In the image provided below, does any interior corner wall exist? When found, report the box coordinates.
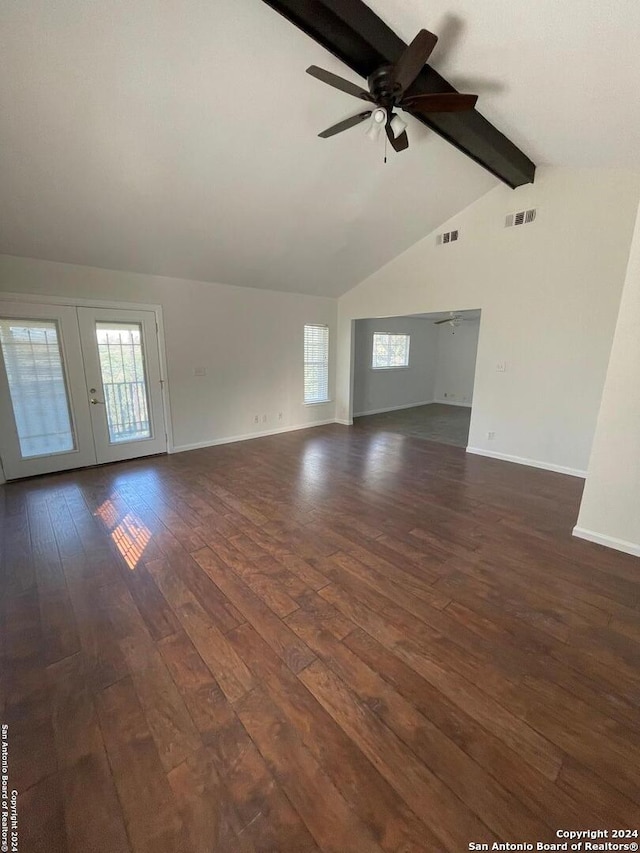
[337,167,640,476]
[352,317,438,416]
[574,198,640,557]
[0,255,338,454]
[433,319,480,406]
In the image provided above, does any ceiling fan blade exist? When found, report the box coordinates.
[385,121,409,152]
[433,318,452,325]
[318,111,372,138]
[402,93,478,113]
[306,66,373,101]
[394,29,438,94]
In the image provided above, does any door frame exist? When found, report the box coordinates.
[0,293,175,467]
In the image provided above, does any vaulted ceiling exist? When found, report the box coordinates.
[1,1,638,296]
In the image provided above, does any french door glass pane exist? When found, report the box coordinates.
[0,318,76,458]
[96,322,152,443]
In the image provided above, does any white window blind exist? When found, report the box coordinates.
[372,332,410,369]
[304,324,329,404]
[0,318,76,458]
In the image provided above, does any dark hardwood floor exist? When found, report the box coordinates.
[1,424,639,852]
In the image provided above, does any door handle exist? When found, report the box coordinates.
[90,397,104,405]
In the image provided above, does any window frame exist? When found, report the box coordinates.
[303,323,330,405]
[371,331,411,370]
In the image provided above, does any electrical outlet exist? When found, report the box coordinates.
[262,414,267,423]
[496,361,507,373]
[253,415,259,424]
[278,412,283,421]
[487,431,496,440]
[443,392,448,398]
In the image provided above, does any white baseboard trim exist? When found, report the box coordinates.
[335,418,353,426]
[353,399,435,418]
[572,526,640,558]
[466,446,587,478]
[171,419,338,453]
[433,398,472,408]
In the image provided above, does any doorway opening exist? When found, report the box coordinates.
[351,309,481,447]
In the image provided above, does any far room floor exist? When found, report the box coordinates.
[354,402,472,447]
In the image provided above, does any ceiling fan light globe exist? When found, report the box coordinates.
[372,108,387,124]
[390,114,407,139]
[366,123,381,142]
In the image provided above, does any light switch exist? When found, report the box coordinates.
[496,361,507,372]
[194,367,206,376]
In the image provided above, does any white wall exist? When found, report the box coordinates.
[337,167,640,476]
[0,255,337,456]
[433,319,480,406]
[352,317,438,416]
[574,200,640,556]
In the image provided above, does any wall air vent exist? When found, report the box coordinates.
[505,208,537,228]
[436,229,459,245]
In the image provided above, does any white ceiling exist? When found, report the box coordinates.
[1,1,639,297]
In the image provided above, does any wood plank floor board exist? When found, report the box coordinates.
[46,490,86,560]
[1,587,58,792]
[298,659,496,852]
[145,555,254,703]
[191,545,317,674]
[555,757,640,827]
[318,557,526,705]
[18,773,68,853]
[326,548,451,613]
[118,630,203,772]
[235,687,385,853]
[63,574,129,693]
[342,627,601,831]
[158,631,320,851]
[286,610,546,842]
[431,567,640,733]
[48,652,131,853]
[224,551,303,618]
[29,491,80,665]
[227,620,455,853]
[2,425,639,851]
[318,582,564,781]
[167,747,258,853]
[35,556,81,665]
[94,676,191,853]
[118,559,181,641]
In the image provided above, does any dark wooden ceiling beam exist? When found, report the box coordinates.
[261,0,535,188]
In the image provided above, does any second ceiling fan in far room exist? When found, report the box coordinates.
[306,28,478,153]
[433,312,475,330]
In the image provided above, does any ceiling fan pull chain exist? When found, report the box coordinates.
[384,132,388,164]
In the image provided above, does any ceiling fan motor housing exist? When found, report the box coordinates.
[367,65,400,106]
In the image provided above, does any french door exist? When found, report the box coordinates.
[0,301,167,480]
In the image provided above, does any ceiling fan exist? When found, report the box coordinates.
[433,312,474,326]
[306,28,478,153]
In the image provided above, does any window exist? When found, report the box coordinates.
[0,318,76,458]
[96,322,151,443]
[304,324,329,404]
[372,332,410,369]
